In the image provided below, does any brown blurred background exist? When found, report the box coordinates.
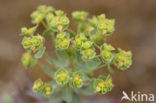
[0,0,156,103]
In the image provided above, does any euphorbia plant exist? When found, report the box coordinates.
[20,5,132,103]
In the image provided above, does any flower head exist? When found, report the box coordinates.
[100,43,115,63]
[55,32,70,49]
[21,26,37,36]
[43,84,53,97]
[32,79,44,93]
[54,68,70,86]
[81,48,96,59]
[93,75,114,94]
[114,49,132,70]
[72,11,88,22]
[70,71,84,88]
[22,35,44,52]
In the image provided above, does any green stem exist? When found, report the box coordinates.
[96,64,106,70]
[41,21,48,29]
[93,43,100,49]
[44,52,58,70]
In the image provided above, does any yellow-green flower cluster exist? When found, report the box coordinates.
[55,32,70,49]
[32,79,53,97]
[32,79,44,93]
[22,35,44,52]
[81,41,96,59]
[114,49,132,70]
[69,71,84,88]
[31,5,55,24]
[47,10,69,32]
[21,26,37,36]
[54,68,70,86]
[74,33,96,59]
[42,84,53,97]
[100,43,115,63]
[97,14,115,36]
[74,33,87,48]
[21,52,36,68]
[20,5,133,99]
[72,11,88,22]
[93,75,114,94]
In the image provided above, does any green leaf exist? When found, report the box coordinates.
[72,92,83,103]
[107,63,114,73]
[48,81,58,89]
[47,97,62,103]
[78,88,94,95]
[34,47,46,59]
[39,64,54,78]
[45,52,69,68]
[56,49,69,60]
[52,59,69,68]
[62,86,72,103]
[75,56,101,72]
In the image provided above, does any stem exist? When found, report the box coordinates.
[93,43,100,49]
[41,21,48,29]
[44,52,58,70]
[96,64,106,70]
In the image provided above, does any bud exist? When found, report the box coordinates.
[72,11,88,22]
[70,71,84,88]
[54,68,70,86]
[42,84,53,97]
[32,79,44,93]
[21,52,32,68]
[114,49,132,70]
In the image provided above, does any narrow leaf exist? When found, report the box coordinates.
[45,52,68,68]
[76,57,101,72]
[107,64,114,73]
[72,92,83,103]
[62,86,72,103]
[34,47,46,59]
[39,64,54,78]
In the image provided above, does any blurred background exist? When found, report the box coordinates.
[0,0,156,103]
